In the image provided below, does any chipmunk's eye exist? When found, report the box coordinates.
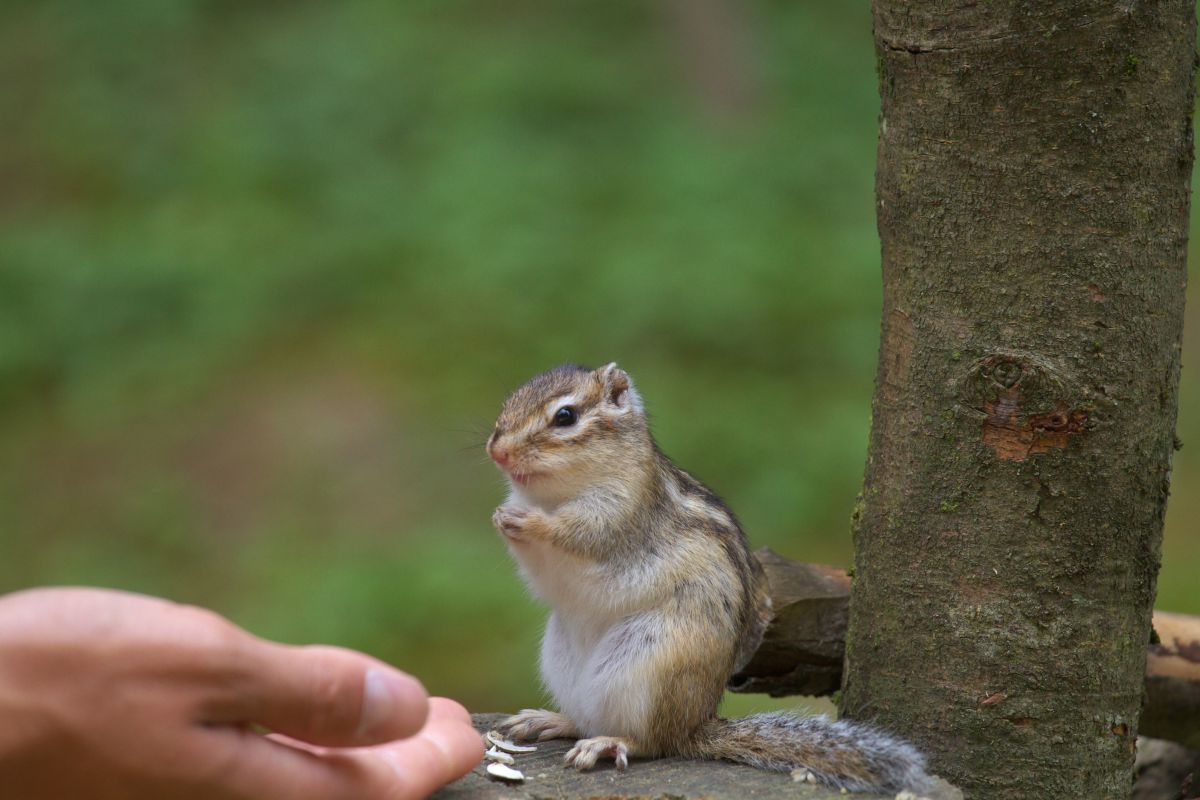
[552,406,577,427]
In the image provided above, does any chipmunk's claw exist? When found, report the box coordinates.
[564,737,630,771]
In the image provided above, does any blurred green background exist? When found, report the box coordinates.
[1,1,1196,716]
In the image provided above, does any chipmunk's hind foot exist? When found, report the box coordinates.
[564,736,637,770]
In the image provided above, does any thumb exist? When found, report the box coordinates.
[220,641,431,747]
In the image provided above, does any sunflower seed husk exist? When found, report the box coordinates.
[485,730,538,753]
[484,747,515,765]
[486,762,525,782]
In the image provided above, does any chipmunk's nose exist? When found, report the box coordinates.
[489,444,511,467]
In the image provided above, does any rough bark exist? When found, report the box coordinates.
[841,3,1195,799]
[729,552,1200,751]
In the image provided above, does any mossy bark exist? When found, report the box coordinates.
[840,3,1195,799]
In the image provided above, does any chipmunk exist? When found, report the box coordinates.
[486,363,932,794]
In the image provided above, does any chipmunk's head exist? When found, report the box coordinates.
[488,363,649,502]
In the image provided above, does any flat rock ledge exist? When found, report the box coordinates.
[432,714,962,800]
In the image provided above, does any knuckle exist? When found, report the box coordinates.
[298,649,359,737]
[177,603,245,647]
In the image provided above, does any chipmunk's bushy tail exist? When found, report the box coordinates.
[691,712,933,794]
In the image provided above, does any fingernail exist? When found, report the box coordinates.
[359,668,426,740]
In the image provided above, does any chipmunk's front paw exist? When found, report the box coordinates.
[498,708,578,742]
[564,736,632,771]
[492,505,539,541]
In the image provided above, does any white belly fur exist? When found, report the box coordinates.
[505,522,728,739]
[540,609,663,738]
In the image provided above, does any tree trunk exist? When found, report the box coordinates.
[840,3,1195,799]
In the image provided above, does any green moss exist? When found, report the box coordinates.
[849,494,866,524]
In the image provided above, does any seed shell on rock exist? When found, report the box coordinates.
[486,762,525,782]
[485,730,538,753]
[484,747,515,765]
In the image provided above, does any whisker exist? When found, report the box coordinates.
[446,422,494,454]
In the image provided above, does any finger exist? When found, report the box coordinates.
[217,642,429,746]
[267,702,479,767]
[220,719,483,800]
[368,717,486,799]
[209,728,371,800]
[426,696,472,726]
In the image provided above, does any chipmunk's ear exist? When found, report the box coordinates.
[597,362,643,414]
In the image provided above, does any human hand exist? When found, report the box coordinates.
[0,587,484,799]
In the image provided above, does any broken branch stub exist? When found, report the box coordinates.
[957,352,1090,462]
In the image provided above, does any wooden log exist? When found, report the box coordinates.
[727,550,849,696]
[433,714,963,800]
[731,550,1200,751]
[1143,612,1200,752]
[1133,738,1200,800]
